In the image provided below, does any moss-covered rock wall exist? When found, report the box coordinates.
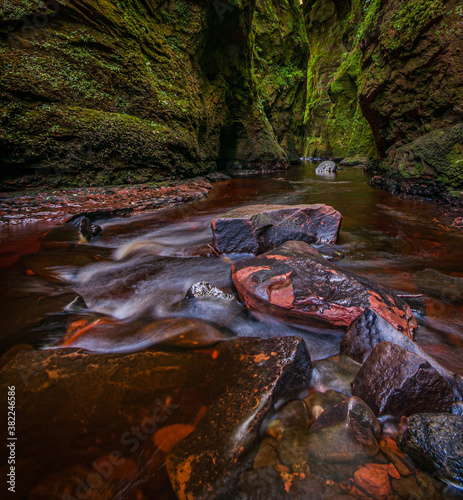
[358,0,463,193]
[0,0,307,190]
[302,0,376,161]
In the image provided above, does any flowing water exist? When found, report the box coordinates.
[2,162,462,375]
[2,161,463,499]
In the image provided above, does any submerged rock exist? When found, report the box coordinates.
[58,316,228,352]
[306,396,380,463]
[398,414,463,488]
[310,356,362,396]
[231,241,417,334]
[166,336,312,500]
[315,161,337,174]
[211,204,342,254]
[352,342,454,417]
[414,268,463,304]
[304,390,346,420]
[341,308,463,399]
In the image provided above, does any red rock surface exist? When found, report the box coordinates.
[0,177,213,227]
[231,241,417,335]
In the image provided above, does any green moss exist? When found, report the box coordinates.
[303,0,375,159]
[380,124,463,189]
[378,0,443,52]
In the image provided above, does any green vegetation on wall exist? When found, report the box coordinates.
[302,0,376,160]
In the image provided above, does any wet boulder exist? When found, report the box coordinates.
[312,243,344,262]
[185,281,236,301]
[398,414,463,488]
[231,241,417,335]
[306,396,381,463]
[211,204,342,254]
[166,336,312,500]
[352,342,454,417]
[173,281,244,327]
[0,336,311,499]
[341,308,463,400]
[67,215,102,241]
[315,161,336,174]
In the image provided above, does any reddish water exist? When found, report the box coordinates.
[1,162,462,373]
[2,162,463,499]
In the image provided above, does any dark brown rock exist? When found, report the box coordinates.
[68,215,102,242]
[231,241,417,334]
[0,337,311,499]
[352,342,454,417]
[398,414,463,488]
[211,204,342,254]
[341,308,463,400]
[306,396,380,463]
[166,336,312,500]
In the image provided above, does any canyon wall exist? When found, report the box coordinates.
[0,0,307,190]
[1,0,462,198]
[358,0,463,196]
[302,0,375,161]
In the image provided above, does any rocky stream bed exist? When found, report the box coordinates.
[0,164,463,499]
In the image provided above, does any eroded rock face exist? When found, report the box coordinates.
[352,342,454,417]
[212,204,342,254]
[0,336,311,499]
[341,308,463,400]
[231,241,417,334]
[398,414,463,488]
[166,336,312,499]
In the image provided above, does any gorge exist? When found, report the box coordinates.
[1,1,463,499]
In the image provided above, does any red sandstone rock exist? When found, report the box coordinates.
[231,241,417,335]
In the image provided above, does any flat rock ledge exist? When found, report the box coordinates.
[0,176,220,227]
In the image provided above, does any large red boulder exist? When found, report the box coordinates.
[211,204,341,254]
[231,241,417,336]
